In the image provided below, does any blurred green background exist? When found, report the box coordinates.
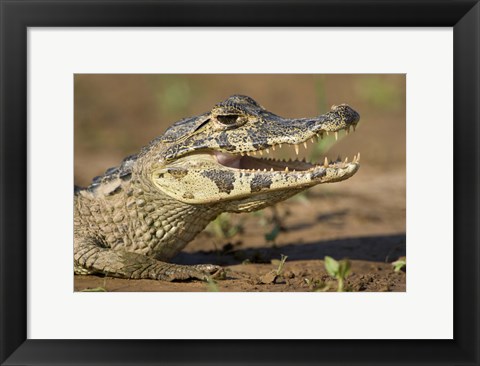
[74,74,405,186]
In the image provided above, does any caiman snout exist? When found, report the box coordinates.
[304,104,360,133]
[331,104,360,124]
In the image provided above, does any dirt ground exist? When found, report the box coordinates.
[74,74,406,292]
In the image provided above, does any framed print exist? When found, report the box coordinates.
[1,1,479,365]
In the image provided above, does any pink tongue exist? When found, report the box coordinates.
[214,152,241,168]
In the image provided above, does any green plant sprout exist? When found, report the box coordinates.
[324,256,351,292]
[304,278,330,292]
[392,257,406,272]
[272,254,288,276]
[264,224,281,244]
[80,276,108,292]
[251,210,268,226]
[261,254,289,284]
[205,276,221,292]
[205,213,243,239]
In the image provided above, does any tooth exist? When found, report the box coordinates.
[344,157,348,164]
[324,157,329,167]
[279,144,282,148]
[246,152,251,156]
[293,169,296,172]
[357,152,361,162]
[270,168,274,172]
[335,131,338,141]
[326,131,329,136]
[310,138,315,144]
[304,142,308,149]
[285,167,289,172]
[259,150,263,156]
[266,148,270,154]
[252,151,256,156]
[294,144,299,155]
[264,168,267,172]
[353,154,357,163]
[272,145,276,151]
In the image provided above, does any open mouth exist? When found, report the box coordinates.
[213,124,360,174]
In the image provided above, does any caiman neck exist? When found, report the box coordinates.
[75,174,221,261]
[120,174,221,260]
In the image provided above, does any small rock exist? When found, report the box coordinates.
[260,270,277,284]
[292,269,307,277]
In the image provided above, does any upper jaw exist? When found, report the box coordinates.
[211,103,361,173]
[164,103,360,163]
[244,104,360,152]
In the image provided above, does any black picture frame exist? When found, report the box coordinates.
[1,1,479,365]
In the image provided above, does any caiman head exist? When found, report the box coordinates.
[141,95,360,212]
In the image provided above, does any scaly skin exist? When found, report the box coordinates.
[74,95,360,281]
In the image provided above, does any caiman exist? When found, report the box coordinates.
[74,95,360,281]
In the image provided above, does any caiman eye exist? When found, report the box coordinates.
[216,115,240,125]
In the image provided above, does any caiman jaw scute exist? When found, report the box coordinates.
[152,95,360,209]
